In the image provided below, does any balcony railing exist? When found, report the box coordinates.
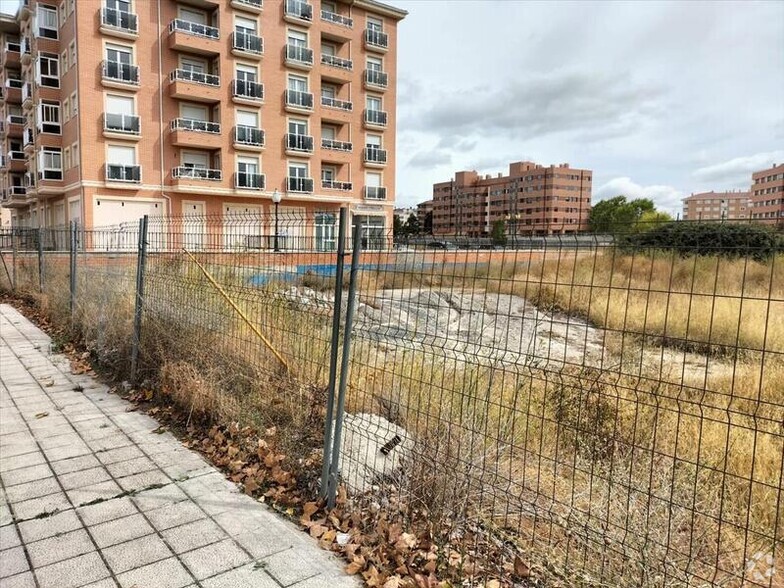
[284,0,312,22]
[171,118,221,133]
[364,147,387,164]
[365,69,388,88]
[8,150,25,160]
[232,79,264,101]
[170,69,220,86]
[104,113,141,135]
[364,109,388,127]
[235,172,265,190]
[287,176,314,193]
[106,164,141,183]
[285,89,314,110]
[8,186,27,196]
[322,138,352,152]
[172,167,222,181]
[103,60,140,84]
[232,30,263,54]
[234,125,265,147]
[321,96,352,111]
[321,54,352,70]
[364,186,387,200]
[233,0,262,8]
[285,133,314,153]
[322,179,352,191]
[285,44,314,66]
[320,9,352,27]
[169,19,219,39]
[22,83,33,102]
[101,7,138,33]
[364,28,388,49]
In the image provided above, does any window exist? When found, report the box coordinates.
[179,6,207,24]
[68,0,74,14]
[236,109,259,127]
[182,151,209,169]
[236,156,262,189]
[287,29,307,48]
[288,74,308,93]
[107,0,131,11]
[367,56,382,72]
[36,5,59,39]
[323,1,337,13]
[322,125,336,140]
[107,44,133,66]
[38,147,63,180]
[367,16,383,32]
[321,42,336,56]
[107,145,138,181]
[38,101,61,134]
[72,142,79,167]
[366,134,381,148]
[70,92,78,116]
[236,63,257,82]
[58,2,65,26]
[288,162,311,192]
[181,56,207,73]
[321,165,336,182]
[37,53,60,88]
[63,98,70,122]
[289,118,307,136]
[61,50,68,74]
[321,84,336,100]
[235,15,257,34]
[106,94,138,133]
[63,146,71,170]
[69,41,76,67]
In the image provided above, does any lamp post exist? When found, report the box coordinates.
[272,188,282,252]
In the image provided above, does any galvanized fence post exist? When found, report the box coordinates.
[11,229,17,291]
[320,207,348,499]
[69,220,77,317]
[37,227,44,293]
[130,215,149,385]
[326,219,362,509]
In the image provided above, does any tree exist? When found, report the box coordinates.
[491,219,507,246]
[423,211,433,235]
[635,209,673,233]
[403,213,420,236]
[589,196,661,234]
[393,214,405,239]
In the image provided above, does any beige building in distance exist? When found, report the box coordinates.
[0,0,405,247]
[682,190,751,222]
[750,163,784,224]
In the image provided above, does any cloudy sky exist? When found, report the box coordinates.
[2,0,781,213]
[392,0,784,213]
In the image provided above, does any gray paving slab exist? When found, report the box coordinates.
[0,303,358,588]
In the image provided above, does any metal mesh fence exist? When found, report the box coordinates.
[0,215,781,587]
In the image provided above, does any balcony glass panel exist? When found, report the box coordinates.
[233,31,263,54]
[106,164,141,182]
[321,54,352,70]
[365,69,388,87]
[233,79,264,100]
[287,176,314,192]
[103,61,140,84]
[171,69,220,86]
[364,109,388,126]
[169,19,219,39]
[364,28,388,48]
[286,134,314,152]
[235,125,265,146]
[284,0,312,21]
[104,113,140,134]
[173,167,222,180]
[365,186,386,200]
[171,118,221,133]
[236,172,265,189]
[320,9,352,27]
[101,7,138,33]
[285,44,314,65]
[286,90,313,109]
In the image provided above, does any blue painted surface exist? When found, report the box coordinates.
[246,262,440,286]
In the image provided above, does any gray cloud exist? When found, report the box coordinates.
[594,177,683,214]
[693,150,784,185]
[407,149,453,170]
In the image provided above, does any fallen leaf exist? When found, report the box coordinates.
[514,555,531,577]
[383,575,402,588]
[34,412,49,419]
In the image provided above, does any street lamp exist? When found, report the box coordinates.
[272,189,282,252]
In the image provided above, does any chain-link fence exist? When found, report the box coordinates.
[1,215,781,587]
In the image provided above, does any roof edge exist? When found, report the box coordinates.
[351,0,408,20]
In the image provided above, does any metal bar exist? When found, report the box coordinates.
[130,215,149,384]
[69,220,77,317]
[37,227,44,293]
[326,219,362,509]
[11,230,17,291]
[320,207,348,499]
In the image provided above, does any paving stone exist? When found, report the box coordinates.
[45,442,93,463]
[35,551,110,588]
[116,557,194,588]
[146,501,206,532]
[95,445,144,465]
[0,571,36,588]
[105,456,157,479]
[116,469,171,493]
[77,496,137,526]
[0,452,46,474]
[162,518,228,554]
[50,454,101,476]
[91,513,155,548]
[11,492,71,521]
[66,480,122,507]
[0,464,54,488]
[0,547,28,578]
[132,484,189,512]
[291,573,361,588]
[59,466,113,491]
[0,525,21,550]
[27,528,94,568]
[4,478,61,504]
[180,538,252,580]
[103,534,173,574]
[201,562,279,588]
[17,509,82,543]
[262,546,336,587]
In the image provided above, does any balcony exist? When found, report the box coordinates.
[5,79,22,103]
[172,167,222,181]
[287,176,314,193]
[7,150,27,173]
[321,96,353,112]
[285,134,314,155]
[6,115,24,137]
[322,138,352,152]
[364,147,387,167]
[364,29,389,52]
[234,125,265,151]
[284,44,313,70]
[20,38,31,64]
[170,69,221,103]
[232,79,264,105]
[363,109,388,130]
[321,54,352,71]
[170,118,222,149]
[231,31,264,58]
[3,41,21,68]
[322,179,352,191]
[284,89,313,114]
[283,0,312,25]
[320,9,352,28]
[103,113,141,139]
[364,186,387,200]
[106,164,141,184]
[231,0,263,13]
[102,60,140,90]
[168,19,220,56]
[100,7,139,39]
[2,186,28,208]
[235,172,266,190]
[23,128,34,153]
[321,54,352,82]
[364,69,388,90]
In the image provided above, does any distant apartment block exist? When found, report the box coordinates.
[750,163,784,223]
[0,0,405,245]
[682,190,751,221]
[393,205,415,223]
[416,198,432,230]
[431,161,592,237]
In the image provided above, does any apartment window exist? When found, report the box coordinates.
[38,147,63,180]
[71,91,78,116]
[236,156,262,189]
[58,2,66,26]
[107,0,131,11]
[179,6,207,24]
[181,56,207,73]
[37,53,60,88]
[107,144,139,182]
[288,162,311,192]
[288,29,307,48]
[72,142,79,166]
[366,134,381,149]
[289,118,308,137]
[63,146,71,170]
[36,5,59,39]
[321,165,336,183]
[236,109,259,128]
[367,56,382,72]
[236,63,257,82]
[288,74,308,93]
[69,41,76,67]
[367,95,382,112]
[367,16,383,32]
[106,94,139,133]
[61,50,68,74]
[63,98,70,122]
[182,151,209,169]
[38,101,61,134]
[322,125,336,141]
[235,15,257,34]
[322,84,336,100]
[322,42,336,57]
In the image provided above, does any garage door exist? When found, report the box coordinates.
[92,198,165,251]
[223,204,262,249]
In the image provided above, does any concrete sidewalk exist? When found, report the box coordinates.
[0,304,356,588]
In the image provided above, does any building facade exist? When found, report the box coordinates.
[431,161,592,237]
[682,190,751,222]
[0,0,405,245]
[750,163,784,224]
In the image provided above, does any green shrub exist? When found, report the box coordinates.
[620,221,783,261]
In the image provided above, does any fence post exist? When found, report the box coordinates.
[130,215,149,385]
[69,220,77,317]
[37,227,44,293]
[326,219,362,509]
[11,229,17,291]
[320,207,348,499]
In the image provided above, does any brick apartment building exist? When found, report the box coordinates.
[0,0,405,246]
[431,161,592,237]
[682,190,752,221]
[750,163,784,223]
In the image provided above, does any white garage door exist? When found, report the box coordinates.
[92,198,164,251]
[223,204,262,249]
